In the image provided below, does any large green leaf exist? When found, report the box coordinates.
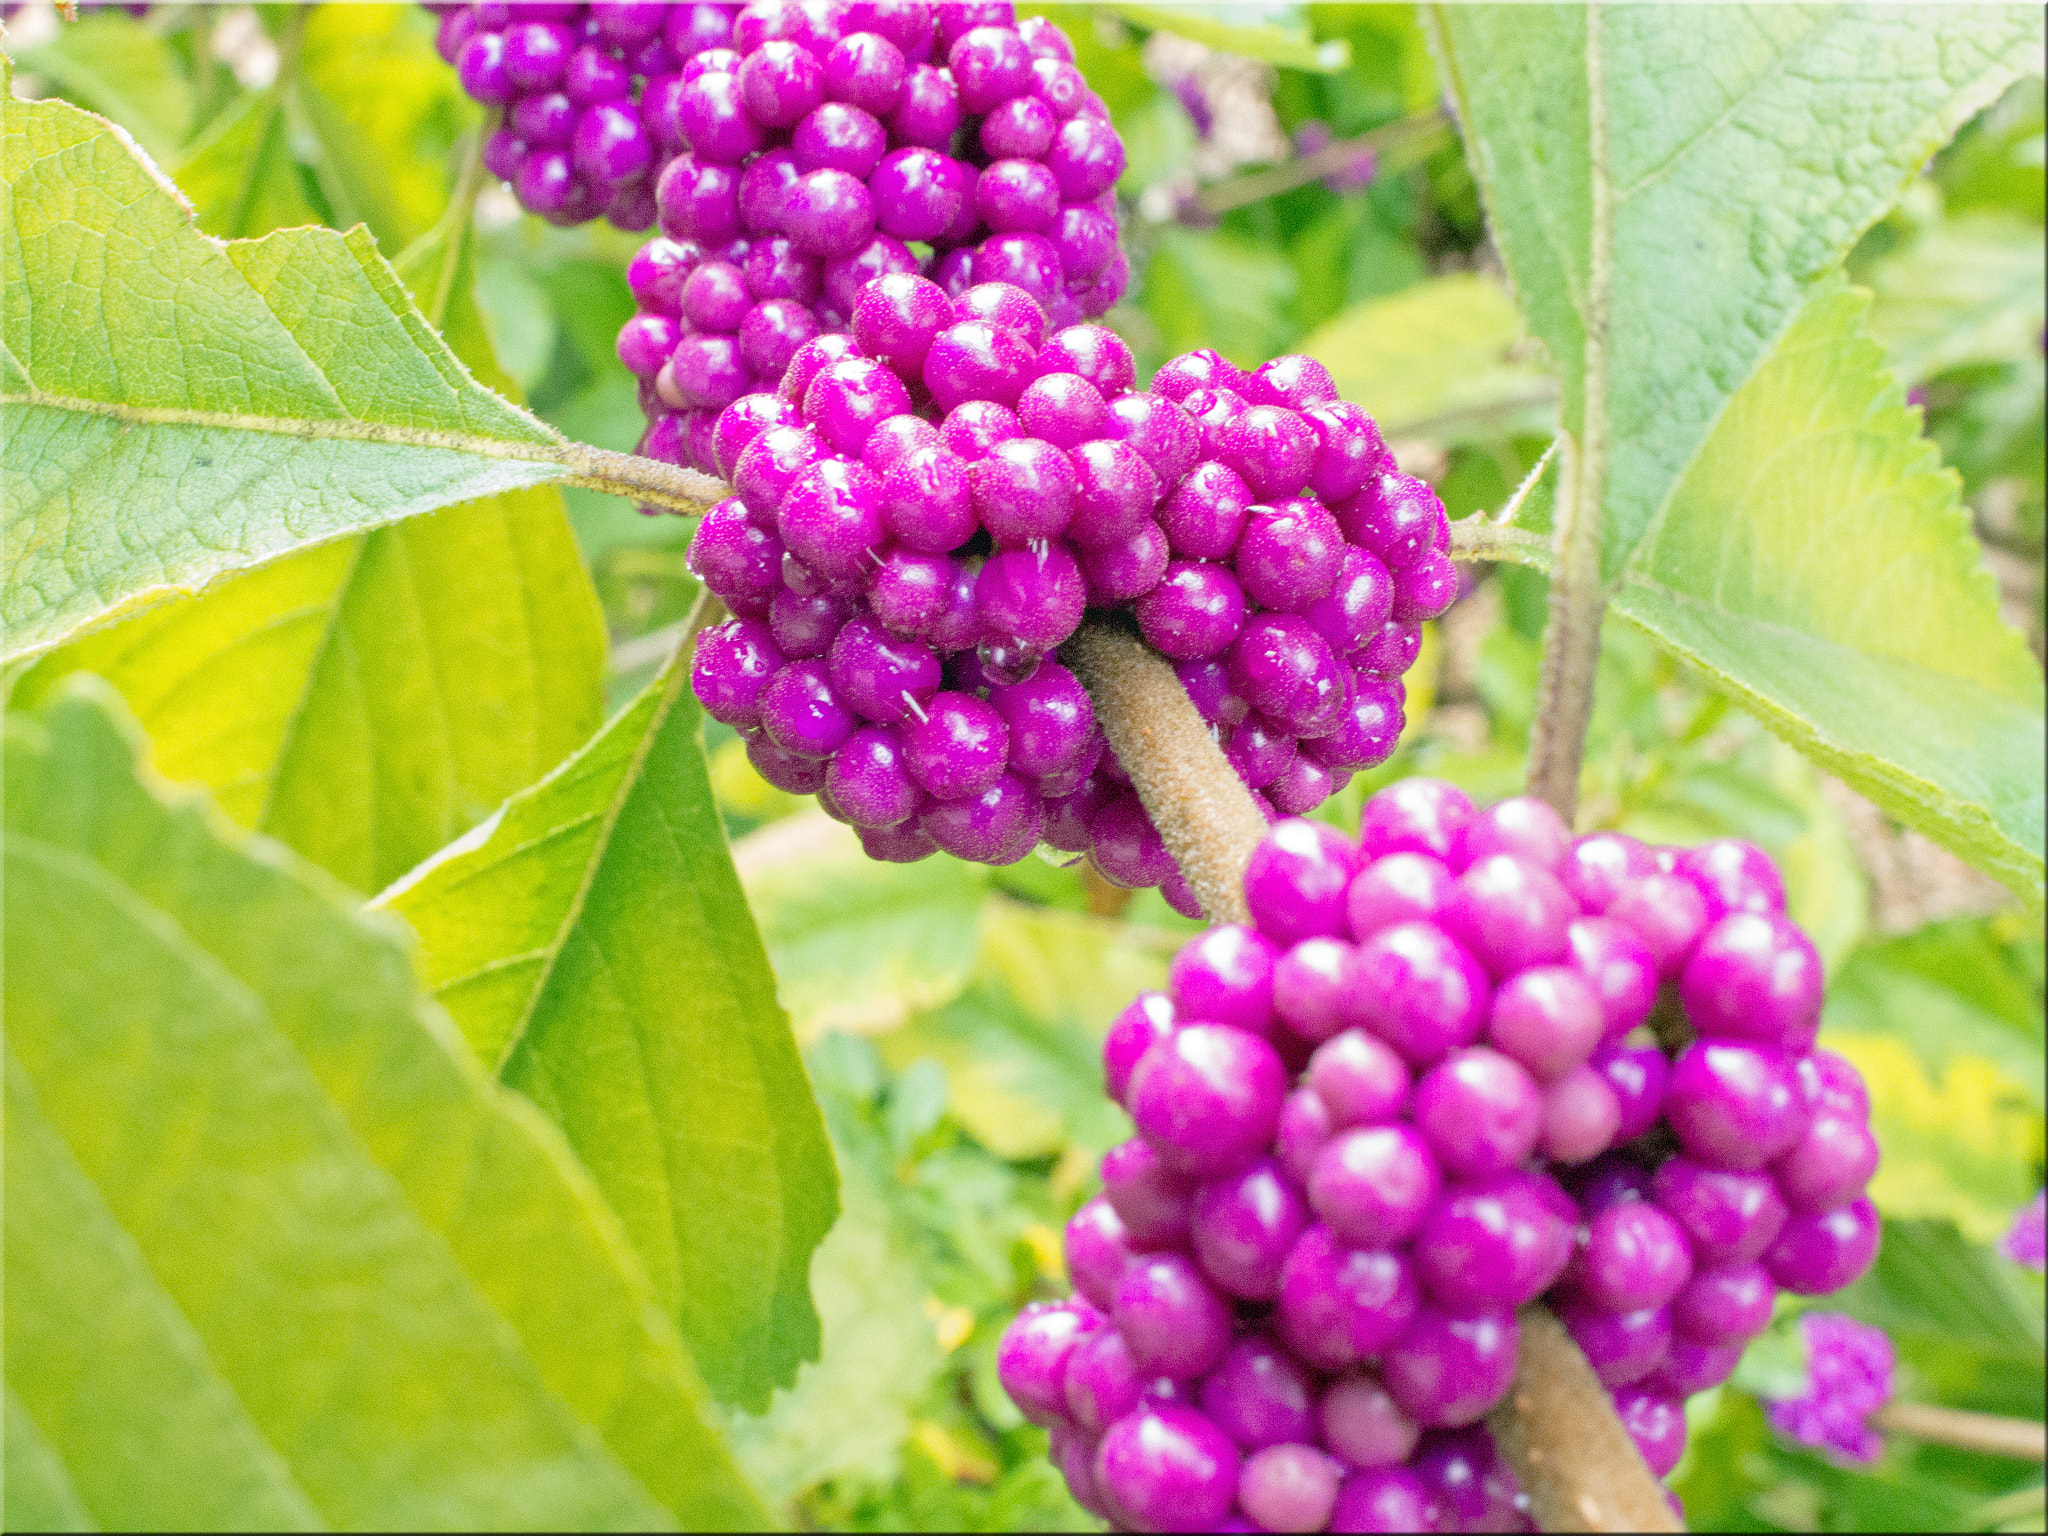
[0,76,620,662]
[1430,3,2041,570]
[735,810,991,1043]
[1431,7,2047,902]
[1608,288,2045,903]
[18,102,610,896]
[1299,271,1556,442]
[13,490,606,893]
[3,683,764,1531]
[375,642,837,1412]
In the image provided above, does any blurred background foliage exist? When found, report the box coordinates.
[8,2,2042,1529]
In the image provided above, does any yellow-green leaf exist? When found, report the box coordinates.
[376,648,838,1411]
[3,683,765,1531]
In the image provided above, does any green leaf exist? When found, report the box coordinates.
[1,75,608,663]
[13,488,607,893]
[1432,7,2046,897]
[1607,288,2046,906]
[3,683,764,1531]
[375,646,837,1412]
[296,3,470,253]
[1430,3,2042,572]
[734,810,991,1043]
[15,15,193,161]
[1864,210,2048,385]
[724,1167,946,1509]
[879,903,1164,1161]
[1106,4,1351,73]
[17,114,611,897]
[1299,271,1556,442]
[1820,921,2043,1243]
[1835,1219,2046,1364]
[172,83,325,240]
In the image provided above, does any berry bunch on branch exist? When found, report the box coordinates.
[686,304,1449,896]
[437,5,1893,1528]
[996,628,1881,1531]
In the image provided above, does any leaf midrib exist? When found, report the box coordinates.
[7,829,666,1521]
[5,1041,328,1533]
[489,645,694,1078]
[0,389,570,461]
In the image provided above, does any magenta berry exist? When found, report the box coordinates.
[998,783,1878,1524]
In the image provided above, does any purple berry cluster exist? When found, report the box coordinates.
[997,781,1882,1532]
[685,271,1450,898]
[613,0,1129,462]
[433,1,722,229]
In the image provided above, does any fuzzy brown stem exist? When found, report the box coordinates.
[1873,1402,2047,1461]
[1489,1310,1685,1532]
[557,444,729,516]
[1065,621,1683,1531]
[1062,624,1268,924]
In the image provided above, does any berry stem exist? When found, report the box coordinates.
[554,444,729,516]
[1489,1309,1685,1531]
[1525,2,1615,825]
[1449,518,1552,569]
[1872,1402,2048,1462]
[1066,618,1684,1531]
[1063,623,1269,925]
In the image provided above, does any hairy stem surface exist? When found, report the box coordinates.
[1062,624,1268,924]
[1525,2,1614,824]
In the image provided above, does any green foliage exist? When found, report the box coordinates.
[1607,287,2046,906]
[1432,5,2041,563]
[7,2,2047,1530]
[1433,6,2048,906]
[378,647,837,1412]
[1,71,586,662]
[14,493,605,892]
[4,684,763,1531]
[736,811,992,1041]
[1106,5,1350,74]
[1300,271,1555,442]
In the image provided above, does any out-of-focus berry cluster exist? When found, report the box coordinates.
[686,269,1451,899]
[997,782,1881,1531]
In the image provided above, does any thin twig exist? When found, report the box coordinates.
[1063,620,1683,1531]
[1195,109,1450,216]
[1875,1402,2047,1462]
[426,127,490,332]
[1449,519,1551,568]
